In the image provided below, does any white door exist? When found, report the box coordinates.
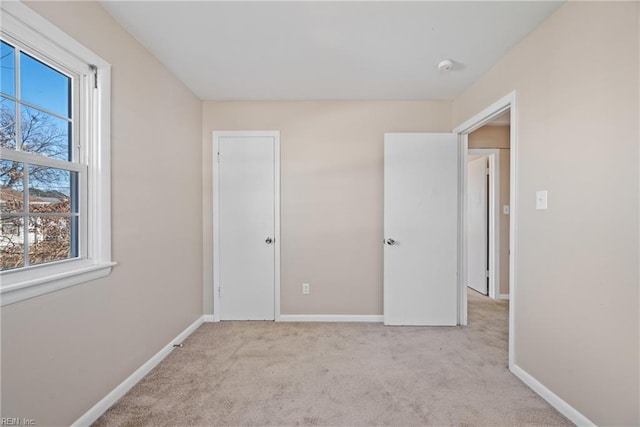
[215,132,278,320]
[383,133,458,326]
[467,156,488,295]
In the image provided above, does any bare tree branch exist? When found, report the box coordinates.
[1,103,73,270]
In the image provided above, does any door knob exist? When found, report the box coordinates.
[386,238,396,245]
[265,237,273,244]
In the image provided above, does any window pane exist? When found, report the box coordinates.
[20,104,71,160]
[0,160,24,212]
[0,96,16,149]
[1,216,24,270]
[20,51,70,118]
[1,41,16,97]
[28,165,76,213]
[28,215,72,265]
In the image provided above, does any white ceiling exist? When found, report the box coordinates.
[101,1,563,101]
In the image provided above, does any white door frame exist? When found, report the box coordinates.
[467,149,501,300]
[454,91,517,370]
[212,130,281,322]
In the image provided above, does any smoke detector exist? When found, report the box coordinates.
[437,59,454,72]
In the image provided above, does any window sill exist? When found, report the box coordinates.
[1,262,117,306]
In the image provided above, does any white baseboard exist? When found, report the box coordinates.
[511,364,595,426]
[203,314,216,322]
[278,314,383,322]
[72,316,205,427]
[498,293,510,300]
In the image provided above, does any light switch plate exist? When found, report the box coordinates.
[536,190,548,210]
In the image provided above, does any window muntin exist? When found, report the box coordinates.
[0,38,81,272]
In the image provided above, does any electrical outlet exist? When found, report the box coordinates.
[302,283,310,295]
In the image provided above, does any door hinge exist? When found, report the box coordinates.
[217,152,220,163]
[486,167,490,175]
[486,270,490,278]
[89,64,98,89]
[218,286,222,297]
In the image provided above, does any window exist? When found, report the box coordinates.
[0,2,113,306]
[1,41,80,271]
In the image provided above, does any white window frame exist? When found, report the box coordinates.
[0,1,114,306]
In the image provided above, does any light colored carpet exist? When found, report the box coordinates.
[94,291,571,426]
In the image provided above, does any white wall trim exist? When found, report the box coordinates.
[273,137,281,321]
[212,133,221,322]
[1,263,115,306]
[71,316,204,427]
[278,314,383,323]
[511,364,595,426]
[457,133,469,326]
[498,293,510,300]
[203,314,216,322]
[454,92,514,135]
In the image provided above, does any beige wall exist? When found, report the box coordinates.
[468,126,510,295]
[0,2,203,425]
[468,125,510,149]
[202,101,451,315]
[454,2,639,425]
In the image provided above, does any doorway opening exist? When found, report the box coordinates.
[455,91,517,369]
[467,146,509,299]
[466,152,489,297]
[467,150,495,298]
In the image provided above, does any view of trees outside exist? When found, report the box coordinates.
[1,40,76,271]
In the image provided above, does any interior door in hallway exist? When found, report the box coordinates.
[216,133,278,320]
[383,133,458,326]
[467,156,488,295]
